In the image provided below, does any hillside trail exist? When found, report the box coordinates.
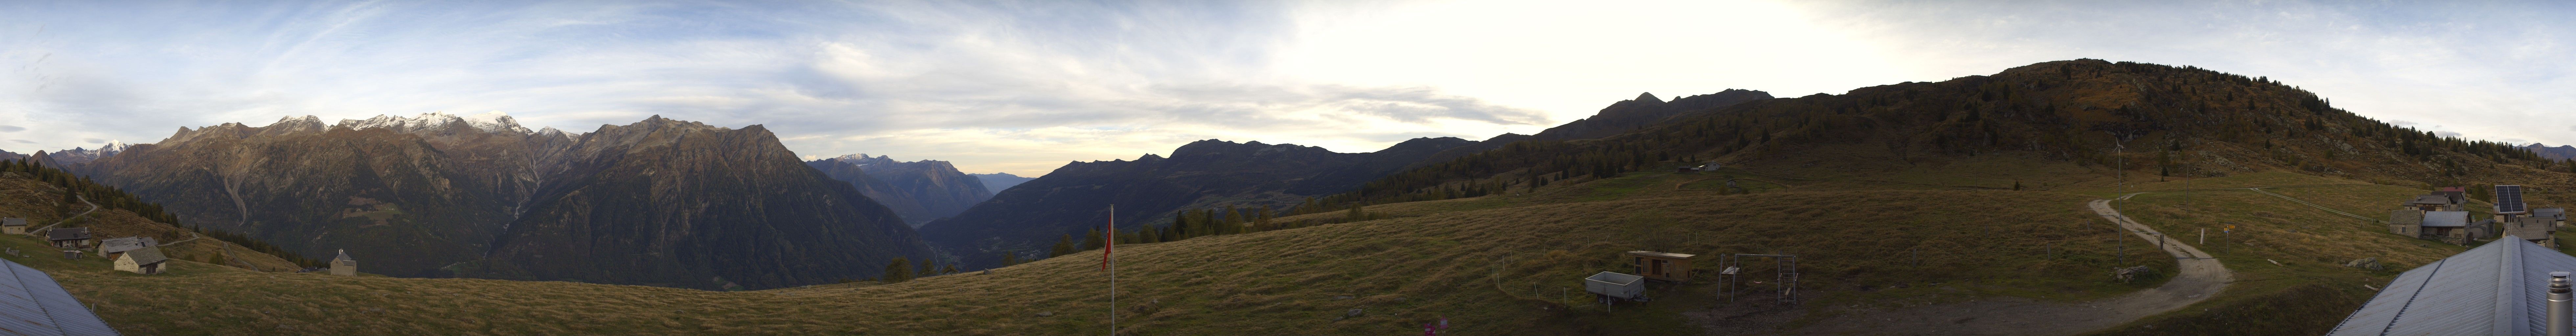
[1782,193,2233,336]
[22,194,97,237]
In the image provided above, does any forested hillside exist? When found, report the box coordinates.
[1300,59,2574,212]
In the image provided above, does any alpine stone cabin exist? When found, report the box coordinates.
[331,249,356,276]
[114,245,168,275]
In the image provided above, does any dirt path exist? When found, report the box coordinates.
[1783,193,2232,336]
[24,194,97,237]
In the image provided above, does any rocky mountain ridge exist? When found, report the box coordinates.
[59,113,931,289]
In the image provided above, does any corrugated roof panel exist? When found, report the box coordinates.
[11,262,116,336]
[2327,258,2446,336]
[0,261,62,336]
[2518,238,2576,335]
[2332,238,2576,336]
[2381,240,2507,335]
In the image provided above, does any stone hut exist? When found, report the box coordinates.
[330,249,356,276]
[45,228,90,249]
[113,246,167,275]
[2405,195,2460,212]
[2390,210,2426,238]
[0,218,24,235]
[2507,217,2558,247]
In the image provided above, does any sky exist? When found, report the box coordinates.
[1,0,2571,176]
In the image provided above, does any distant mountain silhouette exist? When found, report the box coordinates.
[968,172,1036,193]
[807,154,993,226]
[919,137,1475,269]
[2525,143,2576,161]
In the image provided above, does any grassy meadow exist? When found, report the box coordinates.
[3,155,2531,335]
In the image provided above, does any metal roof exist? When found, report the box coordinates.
[2537,208,2567,221]
[2423,211,2472,227]
[1625,251,1696,259]
[1585,272,1642,285]
[334,249,353,262]
[42,229,84,242]
[0,219,20,227]
[96,238,144,255]
[0,256,120,336]
[2329,236,2576,336]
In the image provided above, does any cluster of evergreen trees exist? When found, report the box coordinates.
[0,158,321,267]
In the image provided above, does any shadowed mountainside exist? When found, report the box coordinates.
[919,137,1476,269]
[64,114,931,289]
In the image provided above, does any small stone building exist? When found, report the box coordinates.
[330,249,356,276]
[2506,217,2558,247]
[113,246,167,275]
[2405,195,2460,212]
[0,218,24,235]
[2424,211,2476,244]
[2390,210,2426,237]
[2434,187,2468,204]
[45,228,90,249]
[2536,208,2567,227]
[1626,251,1696,283]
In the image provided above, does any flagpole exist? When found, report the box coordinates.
[1109,203,1116,336]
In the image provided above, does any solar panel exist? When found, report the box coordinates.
[2496,185,2527,214]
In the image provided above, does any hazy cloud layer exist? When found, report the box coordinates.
[0,1,1551,174]
[2,0,2571,174]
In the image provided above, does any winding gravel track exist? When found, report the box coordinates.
[1787,193,2233,336]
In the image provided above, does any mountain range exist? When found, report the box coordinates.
[2525,143,2576,161]
[806,155,992,226]
[45,112,931,289]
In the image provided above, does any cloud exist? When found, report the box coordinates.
[0,126,20,132]
[8,140,30,143]
[2437,131,2464,138]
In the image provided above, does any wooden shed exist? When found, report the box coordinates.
[1626,251,1696,283]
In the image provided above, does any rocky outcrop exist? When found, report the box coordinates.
[918,137,1476,269]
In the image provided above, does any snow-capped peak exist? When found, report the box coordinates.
[48,140,132,164]
[334,111,533,135]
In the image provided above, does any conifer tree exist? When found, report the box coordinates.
[882,257,913,283]
[1050,234,1075,258]
[1081,229,1103,250]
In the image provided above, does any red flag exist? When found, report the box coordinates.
[1101,205,1114,270]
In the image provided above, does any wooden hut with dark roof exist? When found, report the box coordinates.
[45,228,91,249]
